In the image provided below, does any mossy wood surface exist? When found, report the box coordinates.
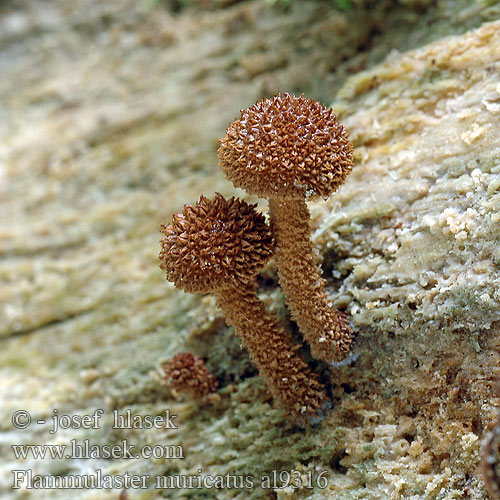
[1,1,500,499]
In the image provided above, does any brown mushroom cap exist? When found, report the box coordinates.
[162,352,219,398]
[159,193,274,293]
[218,93,354,200]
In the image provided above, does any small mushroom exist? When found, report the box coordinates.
[162,352,219,400]
[159,193,325,420]
[218,94,354,363]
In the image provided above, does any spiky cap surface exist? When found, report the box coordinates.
[162,352,218,399]
[218,93,354,200]
[159,193,274,293]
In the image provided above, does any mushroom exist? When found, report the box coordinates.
[218,94,354,363]
[162,352,219,399]
[159,193,326,420]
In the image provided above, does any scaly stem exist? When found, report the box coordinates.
[215,283,325,421]
[269,197,353,363]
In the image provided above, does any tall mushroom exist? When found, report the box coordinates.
[218,94,354,363]
[159,193,326,420]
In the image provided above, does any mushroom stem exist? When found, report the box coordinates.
[214,282,325,419]
[269,197,352,363]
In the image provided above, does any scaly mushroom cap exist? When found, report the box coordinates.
[159,193,274,293]
[218,93,354,200]
[162,352,219,399]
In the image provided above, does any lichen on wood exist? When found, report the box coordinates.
[1,1,500,498]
